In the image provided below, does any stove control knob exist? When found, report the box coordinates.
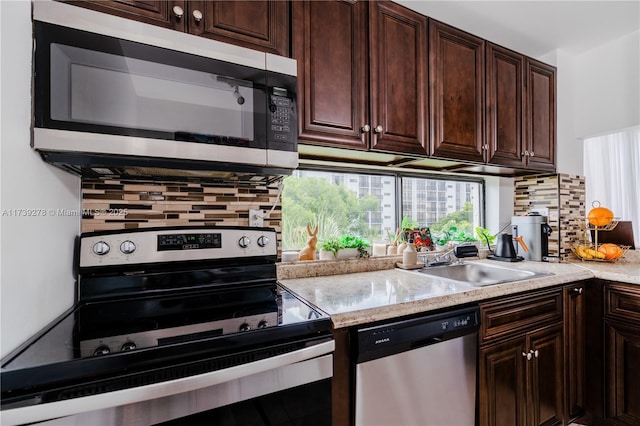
[257,236,270,247]
[93,345,111,356]
[119,240,136,255]
[92,241,110,256]
[239,323,251,332]
[238,236,251,248]
[258,320,269,329]
[120,341,136,352]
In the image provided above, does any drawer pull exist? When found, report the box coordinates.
[172,5,184,18]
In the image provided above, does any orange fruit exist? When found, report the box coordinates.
[587,206,614,227]
[597,243,623,260]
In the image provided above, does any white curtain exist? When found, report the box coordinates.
[584,126,640,247]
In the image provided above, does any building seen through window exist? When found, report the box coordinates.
[281,169,483,251]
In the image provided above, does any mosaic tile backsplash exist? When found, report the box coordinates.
[81,178,283,243]
[514,173,585,260]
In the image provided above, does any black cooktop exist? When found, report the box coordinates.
[0,285,330,408]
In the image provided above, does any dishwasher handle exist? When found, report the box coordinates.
[355,306,480,363]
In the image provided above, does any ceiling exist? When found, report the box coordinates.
[396,1,640,58]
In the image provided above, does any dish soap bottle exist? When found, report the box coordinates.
[403,239,417,267]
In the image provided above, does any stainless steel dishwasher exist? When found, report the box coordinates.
[354,305,480,426]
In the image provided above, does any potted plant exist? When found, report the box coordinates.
[319,235,371,260]
[319,237,343,260]
[339,235,371,258]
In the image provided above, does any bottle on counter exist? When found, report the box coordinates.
[403,240,417,266]
[397,241,407,255]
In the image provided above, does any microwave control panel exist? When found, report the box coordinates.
[268,92,295,144]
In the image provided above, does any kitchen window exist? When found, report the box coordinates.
[281,169,484,251]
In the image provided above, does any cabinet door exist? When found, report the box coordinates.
[369,1,428,155]
[486,43,525,167]
[189,1,289,56]
[528,324,564,426]
[525,59,556,171]
[60,0,186,30]
[605,320,640,425]
[292,0,369,149]
[564,285,586,421]
[429,19,484,162]
[479,337,528,426]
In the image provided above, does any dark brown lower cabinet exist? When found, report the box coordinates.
[564,284,586,421]
[604,320,640,424]
[479,324,564,426]
[479,288,565,426]
[528,324,564,426]
[603,282,640,425]
[479,336,527,426]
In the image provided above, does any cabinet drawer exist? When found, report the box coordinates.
[480,288,563,344]
[605,283,640,324]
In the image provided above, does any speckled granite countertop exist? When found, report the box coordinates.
[278,254,640,329]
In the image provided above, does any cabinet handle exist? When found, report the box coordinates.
[522,351,532,360]
[530,151,535,157]
[361,124,371,133]
[522,150,530,157]
[573,287,583,294]
[172,5,184,18]
[193,9,203,22]
[374,125,383,133]
[533,349,539,358]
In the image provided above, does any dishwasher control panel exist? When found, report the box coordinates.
[355,306,480,363]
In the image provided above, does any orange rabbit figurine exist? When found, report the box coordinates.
[298,224,318,261]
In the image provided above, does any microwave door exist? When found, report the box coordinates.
[35,22,269,167]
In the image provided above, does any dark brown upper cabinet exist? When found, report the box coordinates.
[525,58,556,171]
[190,1,289,56]
[485,43,557,171]
[292,0,369,149]
[293,0,428,156]
[369,1,428,155]
[429,19,485,163]
[60,0,289,56]
[486,43,525,167]
[60,1,187,30]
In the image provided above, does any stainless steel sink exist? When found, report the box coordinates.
[413,262,552,286]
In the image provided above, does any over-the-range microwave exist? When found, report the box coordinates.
[32,1,298,180]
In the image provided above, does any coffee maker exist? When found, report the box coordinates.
[511,214,553,261]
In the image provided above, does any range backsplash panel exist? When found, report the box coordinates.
[81,178,283,247]
[514,173,585,260]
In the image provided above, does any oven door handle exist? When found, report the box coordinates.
[0,340,335,426]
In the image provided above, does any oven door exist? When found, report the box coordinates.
[0,339,333,426]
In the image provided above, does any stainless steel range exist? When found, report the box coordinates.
[1,227,333,426]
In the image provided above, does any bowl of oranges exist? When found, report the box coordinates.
[572,243,627,262]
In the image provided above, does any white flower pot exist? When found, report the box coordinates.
[318,250,336,261]
[337,248,359,259]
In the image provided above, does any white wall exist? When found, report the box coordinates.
[1,1,81,358]
[573,30,640,139]
[538,49,584,176]
[484,176,514,235]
